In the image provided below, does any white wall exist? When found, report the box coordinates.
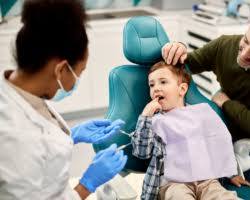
[3,0,203,17]
[152,0,202,10]
[0,8,185,115]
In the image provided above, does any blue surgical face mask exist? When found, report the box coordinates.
[51,64,79,102]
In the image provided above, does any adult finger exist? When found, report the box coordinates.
[99,143,117,157]
[104,124,120,134]
[161,43,171,61]
[93,149,105,161]
[113,150,124,163]
[90,132,105,143]
[114,155,128,172]
[180,54,187,64]
[242,180,250,187]
[167,44,179,65]
[93,119,111,126]
[94,128,119,144]
[93,144,116,161]
[172,46,184,65]
[104,120,124,133]
[230,178,242,187]
[111,119,125,127]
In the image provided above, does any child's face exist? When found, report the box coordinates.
[148,67,187,111]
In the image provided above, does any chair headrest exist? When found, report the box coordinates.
[123,16,169,66]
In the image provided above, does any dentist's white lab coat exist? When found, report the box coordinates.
[0,73,81,200]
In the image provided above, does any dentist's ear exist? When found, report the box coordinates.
[179,82,189,97]
[54,59,68,80]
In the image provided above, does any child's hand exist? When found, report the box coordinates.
[230,175,250,187]
[142,98,162,117]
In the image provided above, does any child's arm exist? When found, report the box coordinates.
[131,115,155,159]
[131,98,162,159]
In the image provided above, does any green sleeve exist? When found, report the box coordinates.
[222,100,250,137]
[186,36,223,74]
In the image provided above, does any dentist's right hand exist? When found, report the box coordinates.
[79,144,127,193]
[162,42,187,65]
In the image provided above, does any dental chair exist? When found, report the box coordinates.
[93,16,250,200]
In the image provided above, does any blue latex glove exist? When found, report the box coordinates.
[80,144,128,192]
[71,119,125,144]
[227,0,243,16]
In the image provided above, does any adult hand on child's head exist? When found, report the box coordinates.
[230,175,250,187]
[161,42,187,65]
[142,97,162,117]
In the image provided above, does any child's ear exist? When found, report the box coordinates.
[179,83,189,97]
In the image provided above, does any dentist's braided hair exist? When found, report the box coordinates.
[14,0,88,73]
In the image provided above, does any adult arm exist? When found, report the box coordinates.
[0,126,83,200]
[162,36,224,73]
[74,184,91,199]
[223,100,250,137]
[185,36,222,73]
[213,91,250,137]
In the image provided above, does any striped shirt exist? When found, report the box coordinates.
[132,115,166,200]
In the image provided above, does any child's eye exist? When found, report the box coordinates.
[161,80,167,84]
[149,83,154,88]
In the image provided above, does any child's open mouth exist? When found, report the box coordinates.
[158,96,164,100]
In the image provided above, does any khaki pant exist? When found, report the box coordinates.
[159,179,237,200]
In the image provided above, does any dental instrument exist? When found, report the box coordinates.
[117,142,132,152]
[120,130,133,137]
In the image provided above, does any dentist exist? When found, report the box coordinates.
[0,0,127,199]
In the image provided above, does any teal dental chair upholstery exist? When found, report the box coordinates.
[94,16,168,171]
[93,16,250,199]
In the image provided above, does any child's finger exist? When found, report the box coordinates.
[153,97,159,102]
[155,108,161,113]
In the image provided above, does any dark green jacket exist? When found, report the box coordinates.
[186,35,250,141]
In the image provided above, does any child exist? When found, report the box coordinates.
[132,61,239,200]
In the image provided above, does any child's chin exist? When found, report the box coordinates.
[163,106,176,112]
[162,106,170,112]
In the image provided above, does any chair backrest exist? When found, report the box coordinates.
[93,16,227,172]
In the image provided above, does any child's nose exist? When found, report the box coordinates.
[153,86,161,93]
[153,86,159,91]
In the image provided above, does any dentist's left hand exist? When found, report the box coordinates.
[80,144,127,192]
[71,119,125,144]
